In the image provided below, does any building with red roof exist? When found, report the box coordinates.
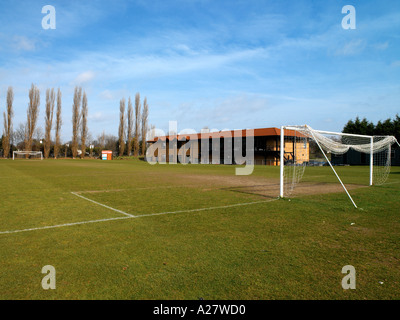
[147,127,309,166]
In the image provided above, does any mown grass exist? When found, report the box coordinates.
[0,159,399,299]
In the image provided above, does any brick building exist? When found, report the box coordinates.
[147,127,309,166]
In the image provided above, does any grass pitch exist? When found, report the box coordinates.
[0,158,399,299]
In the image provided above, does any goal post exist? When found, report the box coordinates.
[13,151,43,160]
[280,126,285,199]
[279,125,398,208]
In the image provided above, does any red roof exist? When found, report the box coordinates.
[147,127,300,142]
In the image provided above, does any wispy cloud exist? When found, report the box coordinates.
[335,39,366,56]
[99,90,114,100]
[12,35,36,51]
[73,71,96,85]
[89,111,108,122]
[391,61,400,68]
[374,42,389,51]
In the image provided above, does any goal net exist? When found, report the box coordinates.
[280,125,399,208]
[13,151,43,160]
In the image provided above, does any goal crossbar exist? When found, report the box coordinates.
[284,127,373,139]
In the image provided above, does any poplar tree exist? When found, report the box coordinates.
[80,91,88,159]
[118,98,126,156]
[25,84,40,153]
[141,97,149,156]
[2,87,14,158]
[72,86,82,158]
[54,88,62,158]
[127,97,133,156]
[44,88,55,159]
[134,93,141,157]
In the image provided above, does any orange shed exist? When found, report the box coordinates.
[101,150,112,160]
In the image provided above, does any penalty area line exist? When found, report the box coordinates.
[134,198,278,218]
[71,191,135,217]
[0,216,131,235]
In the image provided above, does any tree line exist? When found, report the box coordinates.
[1,84,150,159]
[117,93,150,157]
[342,115,400,141]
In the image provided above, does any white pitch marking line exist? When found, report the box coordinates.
[71,191,135,217]
[0,198,278,235]
[134,198,278,218]
[0,216,131,235]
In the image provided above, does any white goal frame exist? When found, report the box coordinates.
[280,125,400,208]
[13,151,43,160]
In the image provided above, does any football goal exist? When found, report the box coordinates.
[13,151,43,160]
[279,125,400,208]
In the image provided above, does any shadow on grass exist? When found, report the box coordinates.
[221,184,279,199]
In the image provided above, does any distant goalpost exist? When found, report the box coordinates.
[13,151,43,160]
[280,125,400,208]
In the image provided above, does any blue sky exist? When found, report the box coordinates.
[0,0,399,142]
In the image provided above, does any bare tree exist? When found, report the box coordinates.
[35,127,44,149]
[14,123,26,149]
[98,130,105,149]
[141,97,149,156]
[44,88,55,159]
[127,97,133,156]
[80,91,88,159]
[134,93,141,157]
[71,86,82,158]
[25,84,40,152]
[86,132,93,157]
[54,88,62,158]
[104,134,118,152]
[118,98,126,156]
[2,87,14,158]
[148,124,156,140]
